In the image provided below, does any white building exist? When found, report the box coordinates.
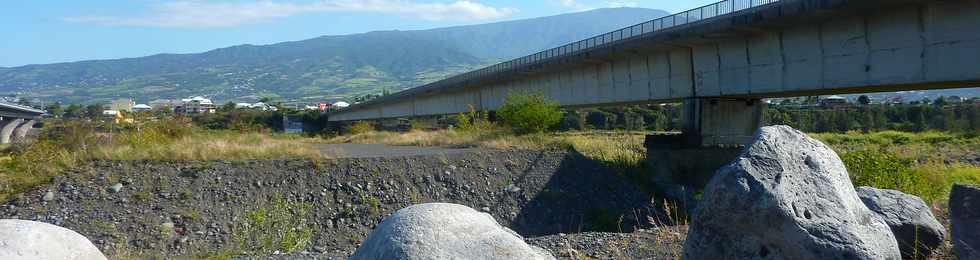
[820,95,849,109]
[175,96,216,115]
[132,104,152,112]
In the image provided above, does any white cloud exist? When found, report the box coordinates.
[62,0,517,28]
[550,0,640,11]
[554,0,588,10]
[604,1,639,8]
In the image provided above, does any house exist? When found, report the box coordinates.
[175,96,216,115]
[109,98,135,112]
[820,95,849,109]
[332,101,351,108]
[132,104,152,113]
[250,102,278,111]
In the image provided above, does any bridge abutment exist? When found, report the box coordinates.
[12,120,37,143]
[646,98,764,207]
[0,118,26,144]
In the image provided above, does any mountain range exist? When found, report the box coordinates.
[0,8,669,104]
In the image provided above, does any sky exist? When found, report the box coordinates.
[0,0,718,67]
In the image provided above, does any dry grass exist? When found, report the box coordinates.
[92,132,325,161]
[326,129,649,168]
[0,122,328,202]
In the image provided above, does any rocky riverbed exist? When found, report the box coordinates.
[1,149,674,258]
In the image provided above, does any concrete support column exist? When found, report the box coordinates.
[682,98,765,147]
[0,118,25,144]
[13,120,37,143]
[647,98,765,210]
[378,118,405,131]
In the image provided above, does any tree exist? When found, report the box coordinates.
[908,105,927,132]
[259,97,272,103]
[221,102,237,112]
[586,110,617,129]
[45,103,64,117]
[496,92,561,134]
[966,104,980,131]
[65,104,84,118]
[85,104,105,119]
[932,97,948,107]
[857,95,871,106]
[558,110,586,131]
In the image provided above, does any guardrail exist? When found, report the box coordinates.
[340,0,782,111]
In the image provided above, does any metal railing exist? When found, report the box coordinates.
[344,0,782,110]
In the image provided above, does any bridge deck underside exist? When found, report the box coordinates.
[330,0,980,121]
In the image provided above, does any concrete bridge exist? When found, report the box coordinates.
[328,0,979,194]
[330,0,980,143]
[0,102,44,144]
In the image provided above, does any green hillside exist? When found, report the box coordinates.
[0,8,668,104]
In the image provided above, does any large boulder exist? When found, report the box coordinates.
[350,203,554,260]
[856,186,946,259]
[951,183,980,259]
[0,219,107,260]
[683,126,901,259]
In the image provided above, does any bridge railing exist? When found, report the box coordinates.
[340,0,782,111]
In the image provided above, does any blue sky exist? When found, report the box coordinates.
[1,1,717,67]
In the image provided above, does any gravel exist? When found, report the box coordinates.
[527,227,687,260]
[0,149,667,258]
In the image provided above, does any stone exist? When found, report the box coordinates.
[0,219,107,260]
[505,184,521,193]
[108,183,123,193]
[683,126,901,259]
[350,203,554,260]
[951,184,980,259]
[42,191,55,202]
[857,186,946,259]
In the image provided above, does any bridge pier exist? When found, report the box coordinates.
[0,118,25,144]
[12,120,37,143]
[646,98,764,208]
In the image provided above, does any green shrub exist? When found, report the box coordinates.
[346,121,375,135]
[496,92,562,134]
[842,149,917,190]
[121,119,193,147]
[456,105,494,132]
[228,120,269,134]
[841,149,980,203]
[235,196,315,255]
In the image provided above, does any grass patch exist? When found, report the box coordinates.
[815,131,980,205]
[91,131,324,161]
[0,120,328,202]
[326,129,647,171]
[233,196,316,256]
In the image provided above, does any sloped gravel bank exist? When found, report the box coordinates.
[1,149,665,258]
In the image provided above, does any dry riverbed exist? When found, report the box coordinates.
[1,149,678,259]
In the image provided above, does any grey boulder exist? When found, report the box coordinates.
[857,186,946,259]
[350,203,554,260]
[951,184,980,259]
[683,125,901,259]
[0,219,107,260]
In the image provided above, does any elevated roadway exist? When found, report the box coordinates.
[0,102,44,144]
[330,0,980,146]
